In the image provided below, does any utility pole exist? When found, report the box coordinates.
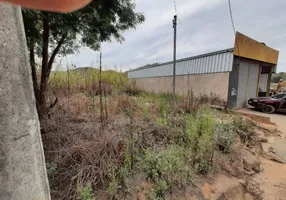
[172,15,177,104]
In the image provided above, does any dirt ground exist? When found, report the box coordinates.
[242,108,286,200]
[254,158,286,200]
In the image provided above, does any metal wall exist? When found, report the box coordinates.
[259,74,269,92]
[128,49,234,78]
[236,61,260,108]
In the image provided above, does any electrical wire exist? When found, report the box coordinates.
[173,0,182,25]
[227,0,236,35]
[173,0,178,16]
[227,0,240,62]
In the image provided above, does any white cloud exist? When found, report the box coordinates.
[63,0,286,72]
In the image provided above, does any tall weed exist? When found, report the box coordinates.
[143,146,194,199]
[184,109,217,173]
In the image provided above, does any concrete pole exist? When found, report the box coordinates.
[0,3,51,200]
[172,15,177,103]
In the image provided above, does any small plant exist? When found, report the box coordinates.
[156,112,168,126]
[156,97,170,126]
[142,145,194,199]
[46,162,57,174]
[184,108,217,173]
[107,166,128,199]
[232,116,255,133]
[232,116,256,143]
[77,184,95,200]
[108,109,139,199]
[148,179,168,200]
[142,103,151,121]
[215,123,236,153]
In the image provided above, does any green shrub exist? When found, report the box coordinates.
[215,123,236,153]
[148,179,168,200]
[184,108,217,173]
[77,184,95,200]
[46,162,57,174]
[155,97,170,126]
[232,116,255,133]
[142,146,194,198]
[143,146,186,180]
[232,116,256,143]
[107,166,129,199]
[156,112,168,126]
[142,103,151,121]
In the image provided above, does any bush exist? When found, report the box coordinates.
[149,179,168,200]
[184,109,217,173]
[142,102,151,121]
[142,146,194,199]
[178,89,200,113]
[215,123,236,153]
[143,146,186,181]
[156,112,168,126]
[77,184,95,200]
[122,81,142,96]
[233,116,255,133]
[232,116,256,143]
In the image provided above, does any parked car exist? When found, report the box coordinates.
[248,93,286,113]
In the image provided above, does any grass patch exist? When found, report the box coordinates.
[43,70,251,199]
[77,184,96,200]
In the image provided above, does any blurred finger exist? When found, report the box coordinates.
[2,0,92,12]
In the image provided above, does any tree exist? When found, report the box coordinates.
[22,1,145,118]
[271,72,286,83]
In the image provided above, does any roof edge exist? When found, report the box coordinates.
[128,48,234,72]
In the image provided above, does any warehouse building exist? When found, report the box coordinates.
[128,32,279,109]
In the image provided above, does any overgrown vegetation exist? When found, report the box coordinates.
[77,184,96,200]
[22,1,145,117]
[271,72,286,83]
[42,70,259,199]
[49,68,128,95]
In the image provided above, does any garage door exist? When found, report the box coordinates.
[236,61,259,108]
[247,63,260,98]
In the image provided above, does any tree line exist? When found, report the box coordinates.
[272,72,286,83]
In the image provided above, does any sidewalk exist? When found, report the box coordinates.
[238,107,286,133]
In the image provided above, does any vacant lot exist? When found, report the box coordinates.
[42,70,279,200]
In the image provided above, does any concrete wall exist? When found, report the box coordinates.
[0,4,50,200]
[133,72,230,101]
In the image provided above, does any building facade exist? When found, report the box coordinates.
[128,32,279,109]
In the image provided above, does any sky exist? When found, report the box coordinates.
[60,0,286,72]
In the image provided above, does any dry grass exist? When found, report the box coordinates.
[42,74,261,200]
[43,111,127,200]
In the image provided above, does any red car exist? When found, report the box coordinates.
[248,93,286,113]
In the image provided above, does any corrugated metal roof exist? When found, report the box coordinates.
[128,48,234,79]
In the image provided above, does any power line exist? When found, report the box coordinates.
[227,0,241,70]
[173,0,178,16]
[227,0,236,35]
[173,0,182,25]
